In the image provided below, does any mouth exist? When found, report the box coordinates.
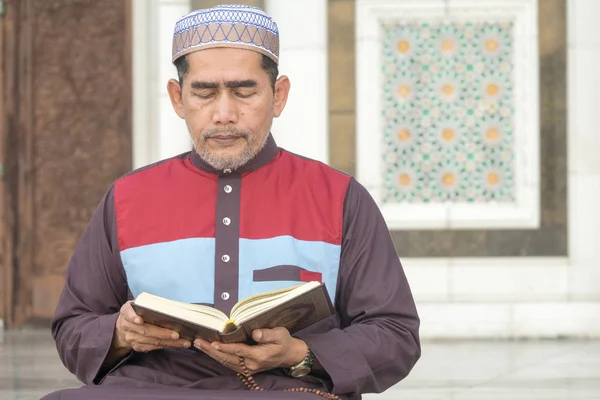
[207,135,243,146]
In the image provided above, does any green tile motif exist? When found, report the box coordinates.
[381,20,516,204]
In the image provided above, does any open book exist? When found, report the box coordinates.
[131,281,334,344]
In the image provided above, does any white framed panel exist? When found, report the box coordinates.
[356,0,540,229]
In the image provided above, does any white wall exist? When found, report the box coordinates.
[565,0,600,304]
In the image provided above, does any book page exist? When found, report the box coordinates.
[230,290,291,318]
[230,283,304,317]
[231,281,321,324]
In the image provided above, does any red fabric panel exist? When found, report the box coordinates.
[115,151,351,251]
[115,157,218,251]
[300,270,323,283]
[240,152,350,245]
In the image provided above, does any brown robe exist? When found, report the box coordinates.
[43,136,421,400]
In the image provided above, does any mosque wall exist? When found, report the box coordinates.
[125,0,600,338]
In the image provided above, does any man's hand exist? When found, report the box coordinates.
[194,328,307,375]
[112,301,192,353]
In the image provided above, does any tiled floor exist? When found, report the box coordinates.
[1,329,599,399]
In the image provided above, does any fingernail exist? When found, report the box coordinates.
[134,318,141,324]
[194,339,204,349]
[211,343,220,350]
[182,341,191,348]
[171,332,179,340]
[254,330,262,341]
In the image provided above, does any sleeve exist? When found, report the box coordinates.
[295,177,421,396]
[51,185,130,384]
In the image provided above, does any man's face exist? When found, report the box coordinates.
[167,48,290,171]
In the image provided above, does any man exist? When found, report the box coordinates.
[44,4,420,400]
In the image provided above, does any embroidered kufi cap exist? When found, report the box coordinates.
[172,4,280,64]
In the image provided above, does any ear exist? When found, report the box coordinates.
[167,79,185,119]
[273,75,290,118]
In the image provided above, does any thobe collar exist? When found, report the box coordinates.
[189,133,279,175]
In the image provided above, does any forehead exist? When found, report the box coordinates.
[186,48,264,79]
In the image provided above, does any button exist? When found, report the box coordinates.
[224,185,232,194]
[223,217,231,226]
[221,292,230,300]
[223,169,232,174]
[221,254,230,263]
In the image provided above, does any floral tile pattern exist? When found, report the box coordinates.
[381,20,516,203]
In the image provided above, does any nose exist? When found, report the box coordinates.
[212,93,238,125]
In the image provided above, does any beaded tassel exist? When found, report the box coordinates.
[236,356,342,400]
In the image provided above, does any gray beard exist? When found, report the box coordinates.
[193,129,270,171]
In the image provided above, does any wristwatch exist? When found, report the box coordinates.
[288,347,315,378]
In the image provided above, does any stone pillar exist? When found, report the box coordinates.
[265,0,329,163]
[133,0,191,168]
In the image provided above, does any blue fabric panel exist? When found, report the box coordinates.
[121,238,215,303]
[239,236,340,302]
[120,235,341,305]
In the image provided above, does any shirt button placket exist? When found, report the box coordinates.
[215,172,240,313]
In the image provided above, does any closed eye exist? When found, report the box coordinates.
[235,91,256,99]
[193,91,215,99]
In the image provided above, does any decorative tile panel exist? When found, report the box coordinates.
[381,20,515,204]
[356,0,539,229]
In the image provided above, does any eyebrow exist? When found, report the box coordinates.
[190,80,257,90]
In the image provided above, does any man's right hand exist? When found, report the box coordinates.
[112,301,192,353]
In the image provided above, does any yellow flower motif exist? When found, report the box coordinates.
[487,172,500,186]
[442,173,455,186]
[486,83,500,97]
[442,84,455,97]
[435,74,461,102]
[397,128,411,142]
[397,84,411,98]
[441,39,455,53]
[479,29,506,60]
[442,128,455,141]
[397,40,411,54]
[485,39,499,52]
[398,173,411,186]
[486,128,500,141]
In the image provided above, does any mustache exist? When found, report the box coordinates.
[201,128,249,139]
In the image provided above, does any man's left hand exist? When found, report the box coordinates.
[194,327,308,375]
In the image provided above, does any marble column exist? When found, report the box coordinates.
[132,0,192,168]
[265,0,329,163]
